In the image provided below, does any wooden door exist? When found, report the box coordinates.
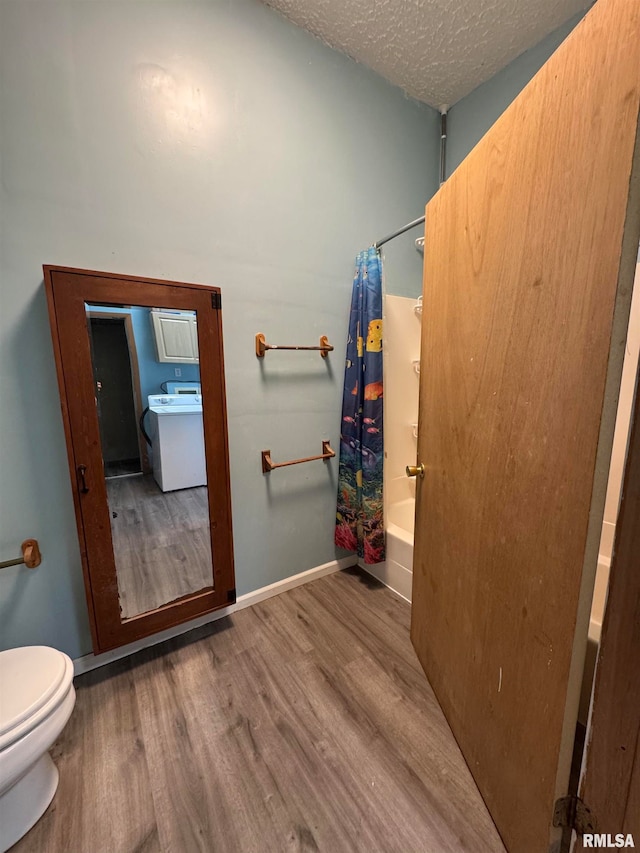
[45,267,235,653]
[411,1,640,850]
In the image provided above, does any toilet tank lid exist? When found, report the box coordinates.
[0,646,69,736]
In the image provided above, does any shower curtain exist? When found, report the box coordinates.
[335,247,385,564]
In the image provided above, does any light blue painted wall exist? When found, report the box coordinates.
[380,229,425,299]
[446,12,587,177]
[0,0,439,657]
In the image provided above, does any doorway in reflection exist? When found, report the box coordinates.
[89,316,143,478]
[86,304,213,619]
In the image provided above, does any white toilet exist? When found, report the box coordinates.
[0,646,76,852]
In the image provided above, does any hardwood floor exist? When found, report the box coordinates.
[13,569,505,853]
[107,474,213,619]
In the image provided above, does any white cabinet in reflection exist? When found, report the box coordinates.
[151,310,199,363]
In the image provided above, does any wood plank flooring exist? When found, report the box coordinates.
[107,474,213,619]
[13,569,505,853]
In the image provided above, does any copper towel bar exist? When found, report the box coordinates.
[0,539,42,570]
[255,333,333,358]
[262,441,335,474]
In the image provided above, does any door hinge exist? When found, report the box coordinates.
[553,796,596,836]
[211,292,222,310]
[227,588,236,603]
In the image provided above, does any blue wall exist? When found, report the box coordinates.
[446,12,586,177]
[129,308,201,402]
[88,306,202,404]
[0,0,439,657]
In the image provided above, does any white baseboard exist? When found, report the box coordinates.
[73,556,355,675]
[358,557,412,603]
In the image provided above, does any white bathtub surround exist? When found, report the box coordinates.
[359,294,421,601]
[383,293,421,518]
[578,556,611,724]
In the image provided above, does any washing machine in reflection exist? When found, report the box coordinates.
[147,394,206,491]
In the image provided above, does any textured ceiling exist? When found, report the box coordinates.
[261,0,593,107]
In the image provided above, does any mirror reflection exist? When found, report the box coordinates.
[85,304,213,620]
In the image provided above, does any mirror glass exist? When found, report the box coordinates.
[85,304,213,619]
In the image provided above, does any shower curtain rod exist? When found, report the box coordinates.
[373,215,425,250]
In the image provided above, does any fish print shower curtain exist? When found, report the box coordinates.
[335,247,385,564]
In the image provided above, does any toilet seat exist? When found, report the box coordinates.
[0,647,74,752]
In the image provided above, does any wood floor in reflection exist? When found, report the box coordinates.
[13,569,505,853]
[107,474,212,619]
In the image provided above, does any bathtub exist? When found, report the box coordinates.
[362,496,415,602]
[578,556,610,725]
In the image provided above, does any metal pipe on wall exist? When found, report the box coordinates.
[374,104,449,250]
[439,104,449,186]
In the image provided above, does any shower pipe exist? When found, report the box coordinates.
[374,215,426,250]
[374,105,448,251]
[439,105,448,186]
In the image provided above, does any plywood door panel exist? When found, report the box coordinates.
[411,0,640,850]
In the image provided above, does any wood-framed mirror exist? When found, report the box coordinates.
[44,266,235,654]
